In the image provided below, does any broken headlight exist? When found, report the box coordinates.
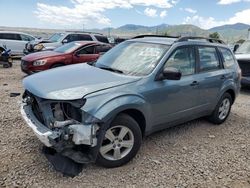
[82,111,101,125]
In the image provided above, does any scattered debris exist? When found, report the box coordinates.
[9,92,20,97]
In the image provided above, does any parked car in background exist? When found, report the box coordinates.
[0,31,36,56]
[235,40,250,86]
[24,31,110,54]
[21,36,240,170]
[21,41,111,74]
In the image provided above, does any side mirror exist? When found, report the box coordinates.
[62,39,68,44]
[158,67,182,81]
[233,44,239,53]
[74,52,80,57]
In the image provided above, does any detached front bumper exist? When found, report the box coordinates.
[21,103,59,147]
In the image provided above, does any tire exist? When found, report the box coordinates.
[50,63,64,69]
[96,114,142,168]
[208,93,232,124]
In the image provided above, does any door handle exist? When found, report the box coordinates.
[220,75,226,80]
[190,81,199,86]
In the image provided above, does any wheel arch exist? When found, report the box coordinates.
[117,109,146,137]
[225,89,236,104]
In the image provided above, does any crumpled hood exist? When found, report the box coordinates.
[235,54,250,61]
[23,64,140,100]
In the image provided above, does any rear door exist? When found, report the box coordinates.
[72,45,99,64]
[196,45,228,110]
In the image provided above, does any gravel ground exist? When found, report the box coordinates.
[0,61,250,188]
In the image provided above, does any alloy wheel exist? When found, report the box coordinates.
[218,98,230,120]
[100,125,134,161]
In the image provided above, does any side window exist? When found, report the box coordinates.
[95,45,111,54]
[164,47,195,76]
[77,34,93,41]
[20,34,34,41]
[198,46,220,72]
[94,35,109,43]
[65,34,78,42]
[0,33,21,40]
[77,46,95,55]
[219,48,235,69]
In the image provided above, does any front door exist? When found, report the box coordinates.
[73,45,100,64]
[148,46,201,127]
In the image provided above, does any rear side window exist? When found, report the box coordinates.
[219,48,235,69]
[0,33,21,40]
[94,35,109,43]
[95,45,111,53]
[164,47,195,76]
[198,46,220,72]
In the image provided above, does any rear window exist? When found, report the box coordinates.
[0,33,21,40]
[94,35,109,43]
[219,48,235,69]
[198,46,220,72]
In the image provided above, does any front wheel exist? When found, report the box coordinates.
[208,93,232,124]
[96,114,142,168]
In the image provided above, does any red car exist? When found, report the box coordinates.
[21,41,111,74]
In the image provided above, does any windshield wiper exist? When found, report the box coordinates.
[99,66,124,74]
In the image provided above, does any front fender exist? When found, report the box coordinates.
[82,92,150,124]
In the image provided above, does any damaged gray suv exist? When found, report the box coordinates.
[21,36,241,168]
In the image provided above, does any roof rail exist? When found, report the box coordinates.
[177,36,225,44]
[65,30,104,35]
[133,34,180,39]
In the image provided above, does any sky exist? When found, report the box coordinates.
[0,0,250,30]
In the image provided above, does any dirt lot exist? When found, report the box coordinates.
[0,61,250,188]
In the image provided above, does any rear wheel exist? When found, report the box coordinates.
[208,93,232,124]
[96,114,142,168]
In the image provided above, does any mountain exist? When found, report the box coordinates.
[209,23,250,42]
[209,23,250,31]
[1,23,249,43]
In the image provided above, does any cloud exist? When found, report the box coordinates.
[35,0,176,27]
[184,8,197,14]
[183,8,250,29]
[160,10,167,18]
[218,0,250,4]
[144,8,157,17]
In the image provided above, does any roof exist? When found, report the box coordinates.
[129,37,178,45]
[128,35,228,47]
[0,30,33,36]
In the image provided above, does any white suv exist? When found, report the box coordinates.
[25,32,110,54]
[0,31,36,55]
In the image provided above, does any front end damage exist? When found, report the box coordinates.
[21,91,105,175]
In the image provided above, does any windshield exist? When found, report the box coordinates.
[49,33,64,42]
[54,42,82,53]
[236,40,250,54]
[95,41,169,76]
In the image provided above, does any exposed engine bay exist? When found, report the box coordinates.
[21,90,105,176]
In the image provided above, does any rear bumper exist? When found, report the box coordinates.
[241,76,250,86]
[21,103,59,147]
